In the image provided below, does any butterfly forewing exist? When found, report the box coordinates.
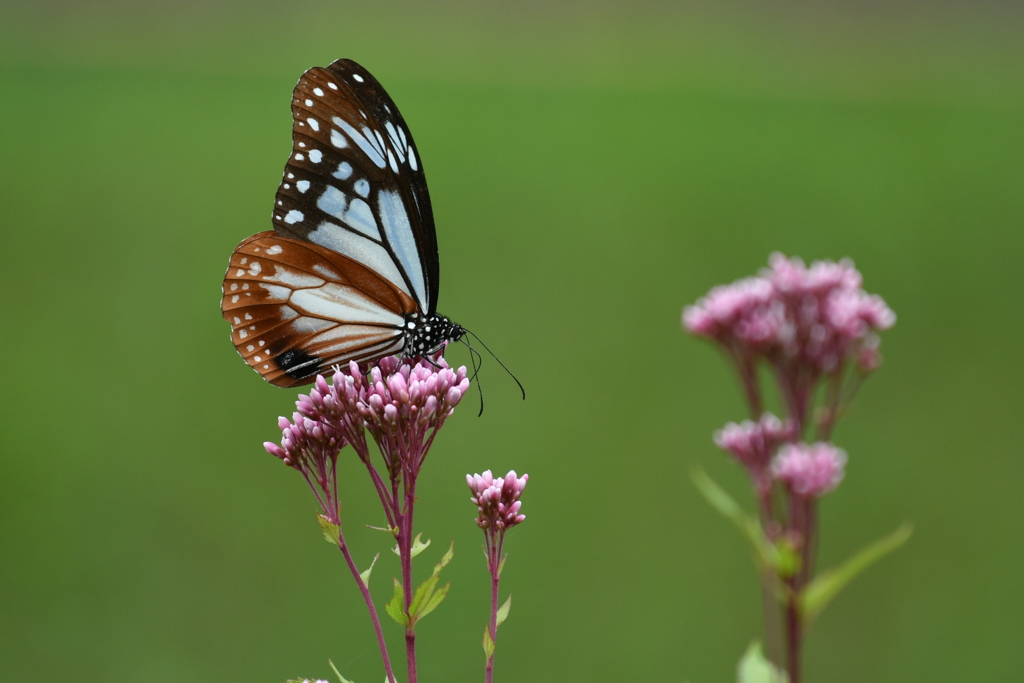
[271,59,439,315]
[222,231,415,387]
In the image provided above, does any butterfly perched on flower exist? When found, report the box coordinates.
[221,59,465,388]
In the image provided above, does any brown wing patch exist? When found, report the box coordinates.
[220,232,416,387]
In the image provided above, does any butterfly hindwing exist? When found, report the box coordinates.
[271,59,439,315]
[222,231,415,387]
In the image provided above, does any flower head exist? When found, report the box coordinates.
[264,412,345,474]
[684,253,895,375]
[292,354,470,475]
[359,355,470,475]
[264,411,346,521]
[771,442,847,498]
[714,413,795,472]
[467,469,528,531]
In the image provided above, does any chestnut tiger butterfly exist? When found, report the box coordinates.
[221,59,468,388]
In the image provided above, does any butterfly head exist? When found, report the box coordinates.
[402,312,465,360]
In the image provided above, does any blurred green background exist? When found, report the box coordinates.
[2,1,1022,681]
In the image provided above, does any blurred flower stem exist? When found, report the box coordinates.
[685,253,903,682]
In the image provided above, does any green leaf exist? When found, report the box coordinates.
[496,594,512,628]
[384,578,409,627]
[497,555,507,578]
[359,553,380,588]
[800,523,912,625]
[318,515,340,545]
[392,532,431,558]
[366,524,398,535]
[691,468,779,571]
[737,641,788,683]
[408,541,455,624]
[415,581,450,622]
[328,659,355,683]
[435,539,454,574]
[409,573,440,623]
[483,626,495,659]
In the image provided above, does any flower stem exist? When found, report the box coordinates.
[336,535,397,683]
[400,480,418,683]
[785,592,802,683]
[486,565,499,683]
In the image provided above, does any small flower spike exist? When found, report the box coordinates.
[468,470,529,531]
[771,442,847,498]
[714,413,796,473]
[264,412,346,521]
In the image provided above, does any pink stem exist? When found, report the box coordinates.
[485,534,504,683]
[336,535,397,683]
[400,478,418,683]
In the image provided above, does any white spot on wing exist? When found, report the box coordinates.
[316,187,380,239]
[330,129,349,149]
[313,87,324,96]
[304,99,313,106]
[267,245,283,255]
[297,180,310,193]
[307,118,320,132]
[355,179,370,198]
[262,268,323,289]
[345,198,378,237]
[332,117,385,168]
[333,162,353,179]
[309,149,322,163]
[260,283,291,300]
[353,74,365,83]
[408,146,418,171]
[284,210,304,224]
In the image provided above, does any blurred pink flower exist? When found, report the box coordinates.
[683,253,895,375]
[714,413,795,472]
[771,442,847,498]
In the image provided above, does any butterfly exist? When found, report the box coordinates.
[221,59,466,388]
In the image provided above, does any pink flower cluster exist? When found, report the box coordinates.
[772,442,847,498]
[467,470,528,531]
[359,356,470,472]
[264,354,470,520]
[683,253,895,373]
[714,413,795,473]
[264,412,345,471]
[289,354,470,471]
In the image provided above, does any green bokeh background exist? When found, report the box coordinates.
[2,2,1022,681]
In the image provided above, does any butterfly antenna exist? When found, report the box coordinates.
[456,337,484,415]
[465,331,526,400]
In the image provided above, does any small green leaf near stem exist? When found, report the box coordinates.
[692,468,780,571]
[737,641,789,683]
[496,594,512,627]
[800,523,912,625]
